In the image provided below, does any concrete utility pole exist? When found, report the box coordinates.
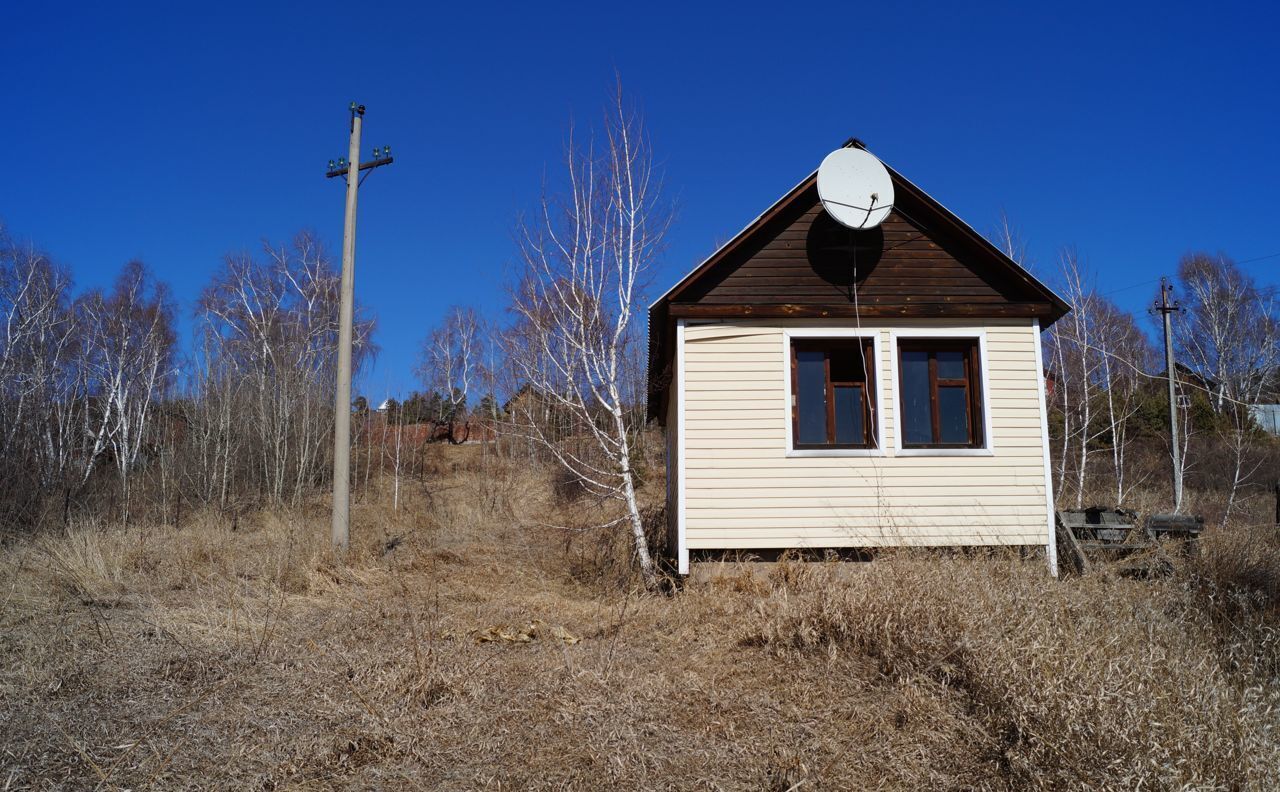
[1154,277,1183,512]
[326,102,394,550]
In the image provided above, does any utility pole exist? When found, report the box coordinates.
[326,102,394,550]
[1154,277,1183,512]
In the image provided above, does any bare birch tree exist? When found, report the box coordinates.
[1045,250,1106,506]
[1045,250,1160,507]
[1093,300,1153,504]
[992,211,1034,273]
[1174,253,1280,525]
[505,86,668,586]
[1175,254,1278,410]
[1,227,384,531]
[0,232,82,523]
[419,305,481,444]
[195,232,375,506]
[77,262,177,521]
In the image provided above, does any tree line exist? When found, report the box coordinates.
[3,85,1276,585]
[1037,249,1279,524]
[0,229,376,528]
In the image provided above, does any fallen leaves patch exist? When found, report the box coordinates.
[474,619,581,645]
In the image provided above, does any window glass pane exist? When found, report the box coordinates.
[834,385,864,444]
[901,350,932,445]
[829,345,866,383]
[936,350,965,380]
[796,349,827,444]
[938,386,969,444]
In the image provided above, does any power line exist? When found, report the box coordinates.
[1238,251,1280,266]
[1100,251,1280,298]
[1102,277,1162,297]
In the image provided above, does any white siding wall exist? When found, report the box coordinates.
[681,319,1051,550]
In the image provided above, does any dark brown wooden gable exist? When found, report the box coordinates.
[648,149,1071,423]
[671,180,1049,316]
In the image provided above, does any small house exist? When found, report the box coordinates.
[647,141,1070,574]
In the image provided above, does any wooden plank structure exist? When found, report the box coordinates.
[1055,507,1205,573]
[1146,513,1206,547]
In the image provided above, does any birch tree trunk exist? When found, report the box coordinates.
[504,84,669,587]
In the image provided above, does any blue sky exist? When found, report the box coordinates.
[3,1,1277,397]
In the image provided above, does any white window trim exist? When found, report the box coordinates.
[782,328,887,458]
[888,328,995,457]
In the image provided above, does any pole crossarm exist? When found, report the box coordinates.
[325,156,394,179]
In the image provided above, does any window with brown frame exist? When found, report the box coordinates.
[791,339,877,449]
[897,339,984,448]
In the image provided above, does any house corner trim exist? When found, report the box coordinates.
[1032,318,1059,576]
[676,319,688,575]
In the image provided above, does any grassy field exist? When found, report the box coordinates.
[2,445,1278,790]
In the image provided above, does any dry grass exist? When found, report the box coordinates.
[2,445,1278,790]
[745,551,1279,789]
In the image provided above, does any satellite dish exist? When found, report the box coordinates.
[817,147,894,230]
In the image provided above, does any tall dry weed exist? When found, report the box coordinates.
[746,550,1280,789]
[35,520,131,605]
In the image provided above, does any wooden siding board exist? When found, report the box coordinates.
[686,515,1044,528]
[686,487,1046,499]
[686,535,1047,549]
[684,450,1047,464]
[681,191,1041,311]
